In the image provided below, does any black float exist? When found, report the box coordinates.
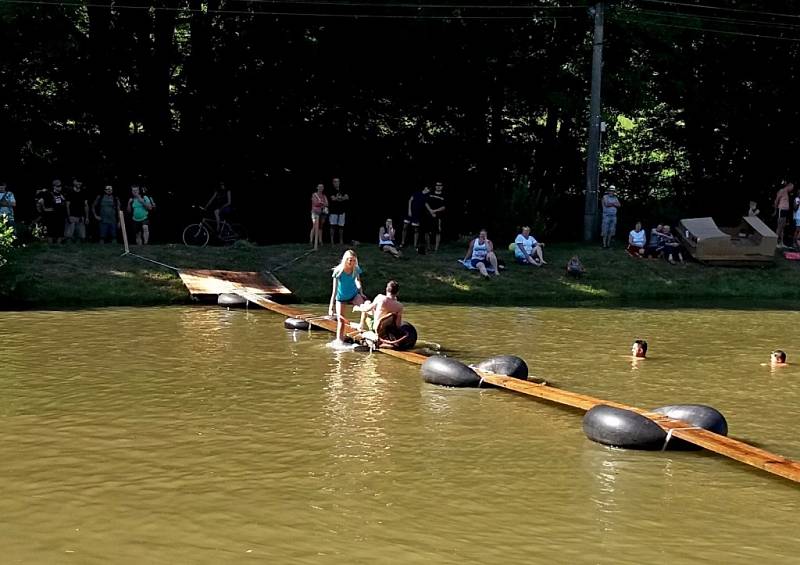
[284,317,311,330]
[652,404,728,450]
[421,356,482,387]
[218,293,248,308]
[474,355,528,380]
[583,405,668,450]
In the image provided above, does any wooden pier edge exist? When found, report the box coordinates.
[233,290,800,485]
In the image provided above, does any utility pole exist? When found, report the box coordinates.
[583,0,604,241]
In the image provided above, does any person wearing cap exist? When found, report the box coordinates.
[601,185,621,248]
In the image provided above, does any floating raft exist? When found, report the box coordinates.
[219,290,800,485]
[178,269,294,302]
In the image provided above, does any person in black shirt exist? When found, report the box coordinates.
[204,181,232,233]
[400,186,430,251]
[328,177,350,245]
[65,177,89,242]
[39,179,67,243]
[426,181,446,252]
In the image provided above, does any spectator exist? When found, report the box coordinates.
[65,177,89,242]
[627,221,646,257]
[40,179,67,243]
[401,186,430,251]
[127,184,153,245]
[565,255,585,277]
[601,185,621,248]
[0,181,16,227]
[426,181,446,252]
[93,184,120,244]
[328,177,350,245]
[747,200,760,217]
[774,181,794,247]
[793,194,800,250]
[660,225,684,264]
[204,181,230,234]
[645,224,664,258]
[378,218,401,258]
[463,228,500,278]
[514,225,545,266]
[310,183,327,250]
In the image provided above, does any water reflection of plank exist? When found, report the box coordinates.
[235,290,800,485]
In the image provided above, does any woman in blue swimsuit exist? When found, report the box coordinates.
[328,249,367,343]
[463,229,499,278]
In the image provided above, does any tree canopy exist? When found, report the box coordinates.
[1,0,799,242]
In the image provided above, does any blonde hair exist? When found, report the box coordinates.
[332,249,359,277]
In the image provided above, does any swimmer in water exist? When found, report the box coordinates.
[631,339,648,359]
[771,349,787,366]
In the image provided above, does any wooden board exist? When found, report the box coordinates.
[234,290,800,484]
[178,269,293,297]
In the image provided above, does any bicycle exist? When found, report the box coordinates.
[182,205,246,247]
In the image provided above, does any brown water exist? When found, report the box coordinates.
[1,305,799,564]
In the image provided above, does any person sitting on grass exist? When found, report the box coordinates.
[353,280,407,349]
[565,255,585,277]
[660,225,685,264]
[514,226,546,266]
[631,339,648,359]
[464,228,500,278]
[378,218,401,258]
[645,224,664,258]
[627,221,647,257]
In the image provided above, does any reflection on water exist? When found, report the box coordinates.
[0,305,799,564]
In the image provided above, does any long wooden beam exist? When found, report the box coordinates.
[233,290,800,484]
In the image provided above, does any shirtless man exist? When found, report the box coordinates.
[354,280,406,348]
[631,339,648,359]
[774,181,794,247]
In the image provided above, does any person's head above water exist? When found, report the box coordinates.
[631,339,648,358]
[771,349,787,364]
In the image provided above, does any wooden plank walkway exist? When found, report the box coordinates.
[228,288,800,484]
[179,269,293,299]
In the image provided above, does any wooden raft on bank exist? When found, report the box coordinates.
[178,269,294,301]
[222,290,800,485]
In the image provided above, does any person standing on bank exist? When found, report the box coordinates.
[310,183,328,251]
[0,181,16,228]
[774,181,794,248]
[601,185,621,248]
[93,184,120,243]
[426,181,446,252]
[65,177,89,242]
[401,186,430,251]
[328,177,350,245]
[128,184,154,245]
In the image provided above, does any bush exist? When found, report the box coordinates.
[0,216,16,268]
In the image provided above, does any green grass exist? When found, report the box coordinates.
[2,241,800,309]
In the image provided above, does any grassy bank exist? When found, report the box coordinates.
[2,241,800,309]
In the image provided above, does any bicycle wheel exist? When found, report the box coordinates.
[182,223,210,247]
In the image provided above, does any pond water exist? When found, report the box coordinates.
[1,305,799,564]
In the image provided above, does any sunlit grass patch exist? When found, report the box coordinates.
[425,273,471,292]
[560,280,611,297]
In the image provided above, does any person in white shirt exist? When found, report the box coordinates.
[627,221,647,257]
[514,226,546,266]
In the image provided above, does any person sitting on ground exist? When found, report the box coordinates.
[328,249,367,344]
[353,280,407,349]
[205,181,232,234]
[771,349,787,366]
[565,255,585,277]
[514,226,546,266]
[660,225,684,264]
[631,339,648,359]
[748,200,760,217]
[378,218,401,258]
[645,224,664,258]
[464,228,500,278]
[627,221,647,257]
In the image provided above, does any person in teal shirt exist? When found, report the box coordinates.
[328,249,366,344]
[127,184,154,245]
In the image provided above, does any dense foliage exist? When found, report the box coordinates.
[1,0,799,243]
[0,216,14,267]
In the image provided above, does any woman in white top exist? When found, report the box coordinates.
[627,221,647,257]
[378,218,401,258]
[463,229,499,278]
[514,226,546,266]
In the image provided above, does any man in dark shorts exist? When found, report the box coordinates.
[425,181,446,252]
[328,177,350,245]
[401,186,430,251]
[65,177,89,242]
[40,179,67,243]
